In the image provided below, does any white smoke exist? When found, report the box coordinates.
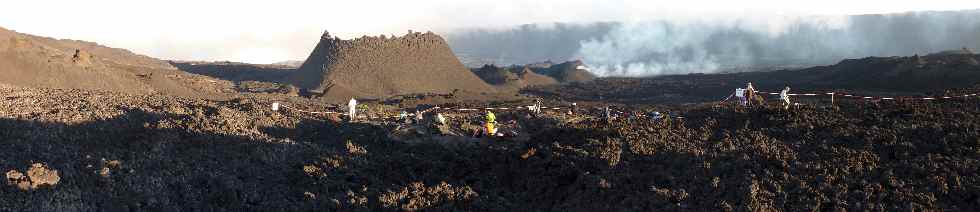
[577,21,723,76]
[563,10,980,77]
[576,16,852,77]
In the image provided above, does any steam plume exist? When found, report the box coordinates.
[447,10,980,77]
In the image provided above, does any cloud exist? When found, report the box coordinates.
[0,0,978,63]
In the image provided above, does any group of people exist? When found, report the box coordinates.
[726,82,792,109]
[346,83,795,137]
[730,83,793,109]
[733,82,760,106]
[349,96,504,137]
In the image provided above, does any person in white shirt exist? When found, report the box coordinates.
[533,99,543,114]
[436,113,447,125]
[735,88,746,106]
[399,111,408,121]
[780,87,791,109]
[347,98,357,121]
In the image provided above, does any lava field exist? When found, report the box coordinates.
[2,85,978,211]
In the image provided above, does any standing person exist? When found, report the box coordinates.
[399,110,409,123]
[527,100,541,115]
[534,99,543,114]
[347,98,358,121]
[436,113,447,125]
[604,106,612,122]
[780,86,791,109]
[650,111,662,121]
[746,82,756,106]
[735,88,747,106]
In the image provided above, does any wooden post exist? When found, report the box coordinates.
[830,92,835,106]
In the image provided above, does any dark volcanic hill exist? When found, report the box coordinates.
[752,53,980,92]
[286,31,495,101]
[0,27,233,98]
[529,60,597,83]
[472,64,558,91]
[168,60,294,84]
[528,52,980,104]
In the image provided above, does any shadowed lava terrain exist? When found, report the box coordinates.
[2,84,979,210]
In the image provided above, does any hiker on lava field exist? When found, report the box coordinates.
[484,110,497,137]
[604,106,613,123]
[780,86,792,109]
[735,88,747,106]
[746,82,757,106]
[436,113,447,125]
[533,99,543,114]
[399,110,408,122]
[347,98,358,121]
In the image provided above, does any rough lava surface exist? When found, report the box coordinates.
[2,83,979,210]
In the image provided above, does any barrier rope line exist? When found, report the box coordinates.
[751,91,980,101]
[278,104,343,115]
[274,89,979,118]
[273,102,568,120]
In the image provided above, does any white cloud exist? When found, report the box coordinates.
[1,0,978,63]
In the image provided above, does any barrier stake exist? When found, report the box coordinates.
[830,93,834,106]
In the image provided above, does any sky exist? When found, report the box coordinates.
[2,0,979,64]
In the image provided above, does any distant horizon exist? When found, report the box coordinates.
[2,1,979,64]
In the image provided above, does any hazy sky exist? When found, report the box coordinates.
[2,0,978,63]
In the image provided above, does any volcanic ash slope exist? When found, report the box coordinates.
[287,31,495,102]
[0,27,234,99]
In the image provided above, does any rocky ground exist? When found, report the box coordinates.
[2,83,978,211]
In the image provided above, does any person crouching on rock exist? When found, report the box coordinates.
[484,110,497,137]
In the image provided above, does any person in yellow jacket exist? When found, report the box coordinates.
[484,110,497,136]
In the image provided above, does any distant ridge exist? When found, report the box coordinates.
[0,26,231,98]
[530,60,597,83]
[472,64,559,91]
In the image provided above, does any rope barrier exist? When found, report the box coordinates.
[271,101,570,121]
[278,104,344,115]
[272,88,978,120]
[753,90,980,101]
